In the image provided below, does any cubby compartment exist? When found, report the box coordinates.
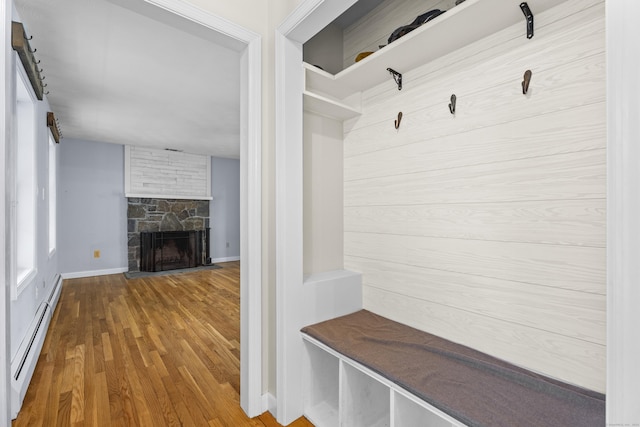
[341,362,391,427]
[303,339,340,426]
[302,335,465,426]
[393,391,456,427]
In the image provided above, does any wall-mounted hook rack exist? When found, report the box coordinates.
[47,112,62,143]
[395,112,403,129]
[522,70,532,94]
[449,94,456,115]
[387,67,403,90]
[520,2,534,39]
[11,21,44,100]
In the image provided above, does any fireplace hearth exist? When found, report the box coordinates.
[140,229,210,272]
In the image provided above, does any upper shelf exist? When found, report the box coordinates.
[304,0,566,100]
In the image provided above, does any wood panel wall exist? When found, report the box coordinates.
[125,146,211,199]
[342,0,606,392]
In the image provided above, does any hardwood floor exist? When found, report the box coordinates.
[13,262,313,427]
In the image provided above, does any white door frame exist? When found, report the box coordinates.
[142,1,264,416]
[0,0,264,422]
[1,0,12,424]
[275,0,640,424]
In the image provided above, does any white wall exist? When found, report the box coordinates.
[210,157,241,262]
[343,0,605,392]
[303,23,344,75]
[58,139,128,277]
[303,111,343,274]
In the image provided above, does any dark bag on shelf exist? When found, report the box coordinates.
[388,9,445,44]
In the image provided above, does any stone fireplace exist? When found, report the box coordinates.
[127,198,210,273]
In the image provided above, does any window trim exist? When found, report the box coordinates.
[48,134,57,258]
[13,54,38,298]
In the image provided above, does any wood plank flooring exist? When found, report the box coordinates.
[13,262,313,427]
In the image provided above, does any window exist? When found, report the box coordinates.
[48,134,57,256]
[15,60,37,292]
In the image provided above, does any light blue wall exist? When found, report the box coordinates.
[9,91,59,358]
[210,157,240,261]
[58,139,128,275]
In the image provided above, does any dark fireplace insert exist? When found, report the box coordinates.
[140,229,210,272]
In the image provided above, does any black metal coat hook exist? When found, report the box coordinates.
[387,68,402,90]
[395,112,403,129]
[522,70,532,94]
[449,94,456,115]
[520,2,534,39]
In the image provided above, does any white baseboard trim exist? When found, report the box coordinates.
[262,392,277,417]
[61,267,128,280]
[211,256,241,263]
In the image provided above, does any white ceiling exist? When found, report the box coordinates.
[14,0,242,158]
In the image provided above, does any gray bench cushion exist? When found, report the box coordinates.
[301,310,605,427]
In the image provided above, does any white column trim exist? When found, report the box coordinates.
[606,0,640,424]
[240,35,263,417]
[275,0,358,424]
[124,145,131,194]
[275,29,305,425]
[141,0,263,417]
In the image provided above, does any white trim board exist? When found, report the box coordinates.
[262,392,277,416]
[606,0,640,424]
[125,194,213,201]
[61,268,129,280]
[211,256,241,263]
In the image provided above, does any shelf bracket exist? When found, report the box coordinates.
[387,68,402,91]
[519,2,534,39]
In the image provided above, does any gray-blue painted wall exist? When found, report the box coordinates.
[210,157,240,261]
[58,139,128,275]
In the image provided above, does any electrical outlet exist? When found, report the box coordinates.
[94,250,101,258]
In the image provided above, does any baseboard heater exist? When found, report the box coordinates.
[10,274,63,419]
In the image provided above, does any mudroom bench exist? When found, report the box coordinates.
[301,310,605,427]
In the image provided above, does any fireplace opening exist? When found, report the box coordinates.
[140,229,210,272]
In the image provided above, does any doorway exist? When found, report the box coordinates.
[0,0,263,421]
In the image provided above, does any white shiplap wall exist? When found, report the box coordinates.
[125,146,211,200]
[343,0,606,392]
